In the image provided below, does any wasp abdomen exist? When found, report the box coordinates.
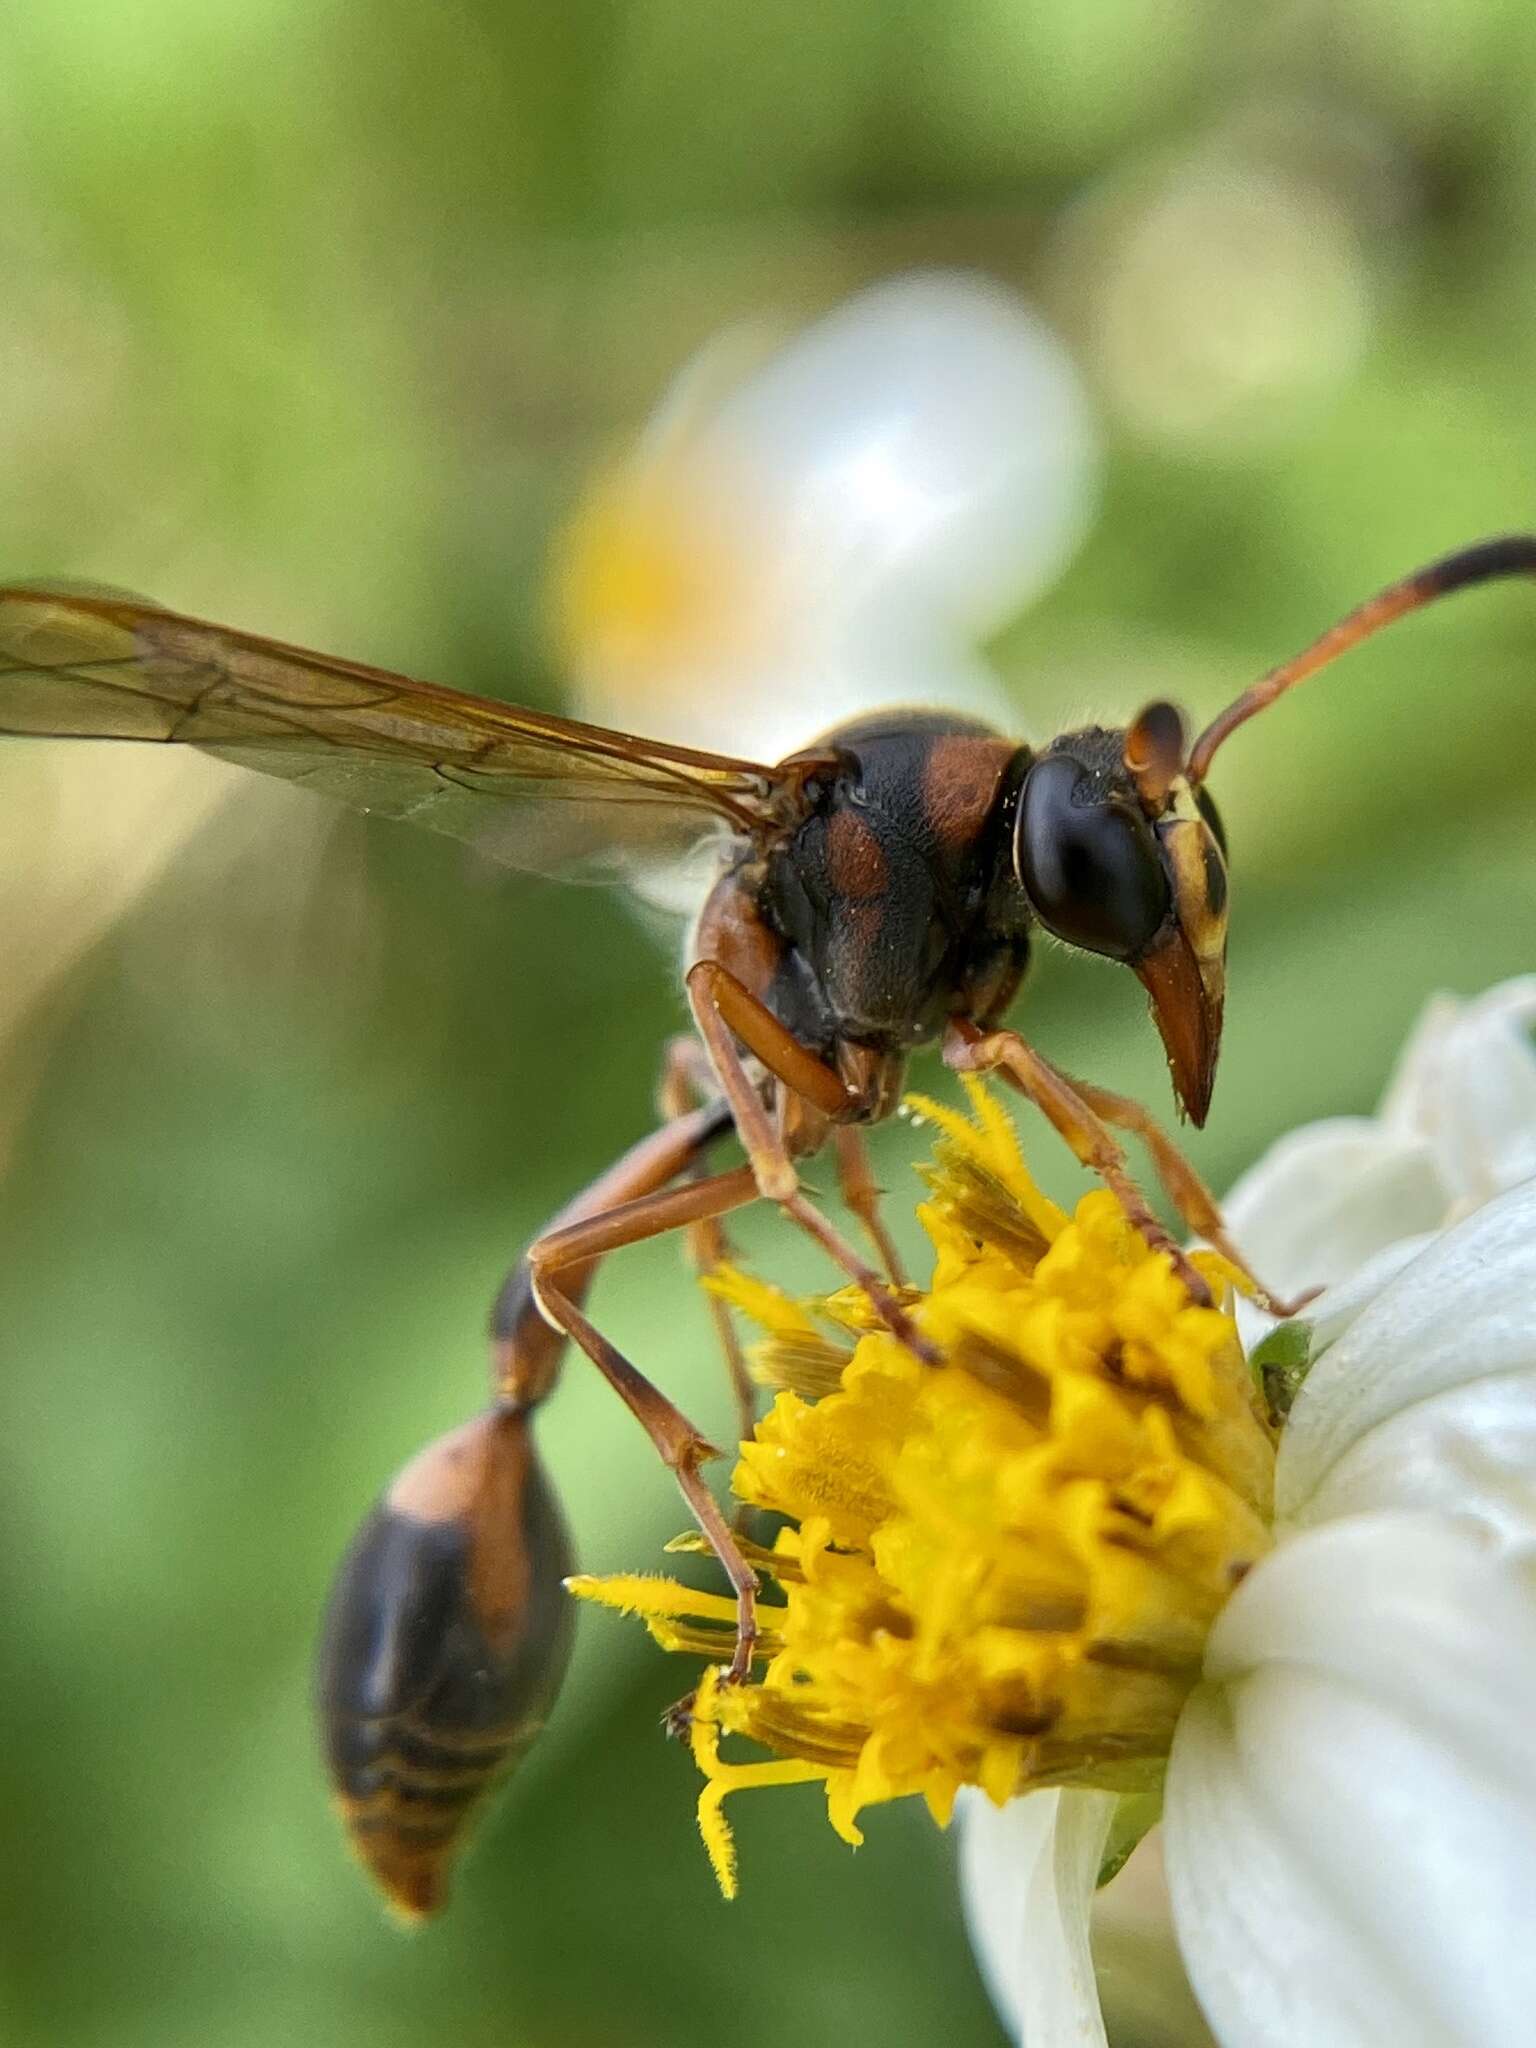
[316,1405,573,1919]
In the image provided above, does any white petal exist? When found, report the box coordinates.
[1089,1831,1216,2048]
[1235,1231,1433,1364]
[717,272,1099,638]
[1166,1513,1536,2048]
[1377,987,1461,1116]
[959,1786,1114,2047]
[1276,1177,1536,1520]
[1293,1232,1437,1358]
[566,273,1096,759]
[1380,976,1536,1205]
[1220,1117,1448,1300]
[1298,1368,1536,1538]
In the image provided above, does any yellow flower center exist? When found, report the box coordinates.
[570,1079,1275,1897]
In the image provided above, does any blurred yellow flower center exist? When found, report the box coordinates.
[570,1081,1275,1897]
[548,445,758,717]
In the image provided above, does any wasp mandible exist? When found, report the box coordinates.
[1,531,1530,1913]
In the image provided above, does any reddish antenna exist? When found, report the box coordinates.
[1188,535,1536,785]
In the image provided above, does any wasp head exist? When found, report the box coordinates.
[1012,701,1229,1125]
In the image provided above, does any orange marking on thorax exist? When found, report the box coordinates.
[921,735,1014,853]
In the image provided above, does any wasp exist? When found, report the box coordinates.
[0,531,1529,1914]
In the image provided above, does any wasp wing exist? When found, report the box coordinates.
[0,586,799,873]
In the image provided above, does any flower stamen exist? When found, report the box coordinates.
[570,1079,1277,1894]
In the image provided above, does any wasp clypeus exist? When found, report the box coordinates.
[1,531,1531,1915]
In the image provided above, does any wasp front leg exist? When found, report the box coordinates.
[1054,1067,1315,1317]
[943,1017,1214,1306]
[832,1123,908,1287]
[686,958,939,1364]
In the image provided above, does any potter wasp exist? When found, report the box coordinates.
[0,531,1530,1914]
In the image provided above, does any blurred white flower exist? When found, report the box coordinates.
[550,270,1099,768]
[963,978,1536,2048]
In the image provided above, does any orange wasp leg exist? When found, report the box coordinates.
[323,1096,748,1920]
[657,1035,758,1452]
[686,959,939,1364]
[942,1017,1213,1307]
[490,1096,735,1411]
[1054,1068,1313,1318]
[832,1123,908,1287]
[527,1164,766,1681]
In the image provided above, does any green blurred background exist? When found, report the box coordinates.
[1,4,1534,2046]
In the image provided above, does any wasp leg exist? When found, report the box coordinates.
[657,1034,757,1452]
[832,1124,908,1287]
[490,1096,734,1410]
[1052,1068,1313,1317]
[943,1018,1213,1307]
[528,1165,766,1681]
[320,1099,742,1920]
[686,959,939,1364]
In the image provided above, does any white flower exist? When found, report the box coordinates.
[1223,976,1536,1305]
[963,979,1536,2048]
[550,269,1099,770]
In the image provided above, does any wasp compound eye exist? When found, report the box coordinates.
[315,1405,573,1921]
[1014,753,1170,961]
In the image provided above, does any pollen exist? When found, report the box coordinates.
[569,1078,1276,1897]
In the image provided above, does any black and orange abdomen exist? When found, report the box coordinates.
[316,1404,573,1919]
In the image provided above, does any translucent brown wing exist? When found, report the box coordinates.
[0,586,802,872]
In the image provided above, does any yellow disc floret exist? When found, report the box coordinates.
[570,1079,1275,1897]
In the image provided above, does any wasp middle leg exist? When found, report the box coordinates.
[685,958,939,1364]
[656,1033,758,1452]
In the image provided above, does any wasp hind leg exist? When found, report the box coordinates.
[526,1159,768,1683]
[317,1098,743,1920]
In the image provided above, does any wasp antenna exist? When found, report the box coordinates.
[1123,700,1187,810]
[1187,534,1536,784]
